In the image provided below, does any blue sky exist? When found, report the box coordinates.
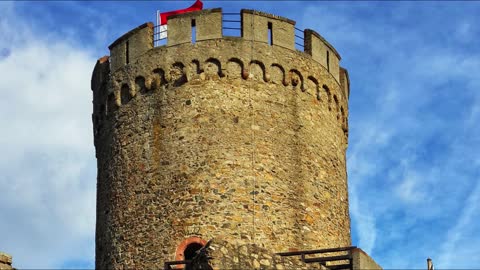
[0,1,479,269]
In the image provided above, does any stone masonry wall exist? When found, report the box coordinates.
[0,252,12,270]
[352,248,383,270]
[92,9,350,270]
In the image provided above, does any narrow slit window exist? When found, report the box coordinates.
[191,19,196,44]
[268,22,273,46]
[125,40,130,64]
[326,50,330,72]
[125,41,129,64]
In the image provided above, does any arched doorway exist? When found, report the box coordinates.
[175,236,207,269]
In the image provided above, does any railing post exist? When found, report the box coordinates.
[427,258,434,270]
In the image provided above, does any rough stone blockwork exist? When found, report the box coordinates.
[91,8,351,269]
[0,252,13,270]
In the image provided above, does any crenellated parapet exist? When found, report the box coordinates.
[105,9,348,88]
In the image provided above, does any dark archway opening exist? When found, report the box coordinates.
[184,243,204,270]
[184,243,203,260]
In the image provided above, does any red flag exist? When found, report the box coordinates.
[160,0,203,25]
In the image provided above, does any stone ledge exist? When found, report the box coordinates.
[305,29,341,60]
[242,9,296,25]
[168,7,222,20]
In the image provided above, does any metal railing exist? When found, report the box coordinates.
[153,13,241,47]
[152,13,306,51]
[153,24,167,47]
[277,246,356,270]
[295,26,305,51]
[222,12,241,37]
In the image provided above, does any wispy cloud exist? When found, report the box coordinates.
[438,181,480,267]
[0,3,97,269]
[297,2,480,269]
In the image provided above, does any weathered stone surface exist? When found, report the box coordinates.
[92,8,351,270]
[0,252,12,270]
[352,248,383,270]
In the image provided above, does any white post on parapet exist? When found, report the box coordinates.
[427,258,434,270]
[155,10,160,47]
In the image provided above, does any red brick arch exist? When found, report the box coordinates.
[175,236,207,262]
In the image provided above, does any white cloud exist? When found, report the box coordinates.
[437,181,480,268]
[395,172,425,204]
[349,185,377,255]
[0,3,97,269]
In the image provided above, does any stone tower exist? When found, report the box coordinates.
[92,8,351,269]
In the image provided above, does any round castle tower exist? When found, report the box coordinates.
[92,8,351,269]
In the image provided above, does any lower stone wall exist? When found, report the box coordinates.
[172,239,323,270]
[211,240,321,270]
[351,248,382,270]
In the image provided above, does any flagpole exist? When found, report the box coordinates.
[156,10,160,46]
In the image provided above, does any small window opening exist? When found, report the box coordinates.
[184,243,204,269]
[323,84,332,110]
[107,92,116,114]
[191,19,196,44]
[268,22,273,46]
[125,41,129,64]
[121,84,131,105]
[326,50,330,72]
[334,95,340,119]
[99,104,106,115]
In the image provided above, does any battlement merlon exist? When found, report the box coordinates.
[304,28,341,83]
[340,67,350,100]
[91,56,110,93]
[104,8,346,84]
[241,9,295,50]
[108,22,154,72]
[168,8,223,46]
